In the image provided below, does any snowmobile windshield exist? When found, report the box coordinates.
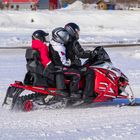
[84,46,112,66]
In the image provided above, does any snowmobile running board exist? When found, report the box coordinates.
[9,81,66,97]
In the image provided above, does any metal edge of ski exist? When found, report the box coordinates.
[119,102,140,107]
[119,84,140,107]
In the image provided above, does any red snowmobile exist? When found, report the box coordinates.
[2,46,136,111]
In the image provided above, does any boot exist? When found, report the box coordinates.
[56,89,69,97]
[83,95,93,104]
[56,73,66,89]
[70,92,81,98]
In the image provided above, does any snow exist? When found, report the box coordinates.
[0,47,140,140]
[0,2,140,140]
[0,3,140,47]
[62,1,97,11]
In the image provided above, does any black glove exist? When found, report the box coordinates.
[54,66,63,73]
[80,66,87,72]
[93,46,103,55]
[90,46,102,59]
[92,49,97,55]
[47,62,54,69]
[43,62,54,76]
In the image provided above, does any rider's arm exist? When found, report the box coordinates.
[73,41,91,58]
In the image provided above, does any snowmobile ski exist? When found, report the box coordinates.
[119,102,140,107]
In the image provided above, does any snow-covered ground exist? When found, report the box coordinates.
[0,47,140,140]
[0,1,140,47]
[0,1,140,139]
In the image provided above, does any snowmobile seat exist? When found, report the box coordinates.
[24,48,50,87]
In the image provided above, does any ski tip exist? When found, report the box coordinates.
[119,102,140,107]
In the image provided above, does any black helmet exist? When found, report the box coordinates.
[64,22,80,40]
[32,30,49,42]
[52,27,70,44]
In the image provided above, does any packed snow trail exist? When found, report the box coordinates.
[0,47,140,140]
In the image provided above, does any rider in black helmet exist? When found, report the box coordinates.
[65,23,93,66]
[32,30,49,42]
[31,30,55,85]
[64,23,96,103]
[65,22,80,40]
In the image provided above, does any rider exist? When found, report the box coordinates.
[32,30,53,79]
[64,23,92,65]
[49,27,81,98]
[32,30,67,94]
[64,22,96,103]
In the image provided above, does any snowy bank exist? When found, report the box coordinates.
[1,47,140,139]
[0,9,140,47]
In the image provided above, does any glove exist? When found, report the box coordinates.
[47,62,54,69]
[54,66,63,73]
[43,62,54,76]
[64,59,71,66]
[85,50,91,55]
[93,46,103,56]
[80,66,87,72]
[90,47,99,59]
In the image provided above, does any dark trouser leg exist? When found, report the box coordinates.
[46,73,56,87]
[56,73,66,89]
[69,74,80,94]
[83,69,94,98]
[64,68,81,94]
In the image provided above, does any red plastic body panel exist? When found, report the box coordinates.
[10,65,129,104]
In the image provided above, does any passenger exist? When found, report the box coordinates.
[64,23,96,103]
[49,27,81,98]
[32,30,54,80]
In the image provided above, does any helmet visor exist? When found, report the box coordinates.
[62,33,70,44]
[75,29,80,40]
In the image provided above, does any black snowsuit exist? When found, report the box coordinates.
[66,39,95,98]
[66,41,91,66]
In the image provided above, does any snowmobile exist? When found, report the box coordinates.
[2,46,136,112]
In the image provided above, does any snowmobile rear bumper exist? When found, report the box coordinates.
[2,81,68,111]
